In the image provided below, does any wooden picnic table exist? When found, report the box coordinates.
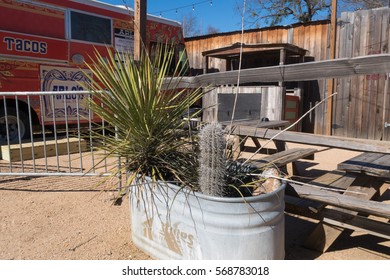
[222,119,316,175]
[337,152,390,179]
[222,119,290,152]
[299,151,390,253]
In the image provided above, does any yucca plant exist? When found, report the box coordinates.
[84,45,204,200]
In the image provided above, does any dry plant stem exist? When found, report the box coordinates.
[242,92,338,165]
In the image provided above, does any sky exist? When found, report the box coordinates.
[101,0,245,34]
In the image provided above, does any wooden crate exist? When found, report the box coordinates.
[0,138,88,162]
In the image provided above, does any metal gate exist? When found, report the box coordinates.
[0,91,121,187]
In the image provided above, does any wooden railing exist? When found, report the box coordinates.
[167,54,390,88]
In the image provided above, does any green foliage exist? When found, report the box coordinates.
[84,45,276,201]
[84,45,203,194]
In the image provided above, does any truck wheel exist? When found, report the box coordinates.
[0,108,31,143]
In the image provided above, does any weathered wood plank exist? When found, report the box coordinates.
[350,11,361,138]
[286,182,390,219]
[170,54,390,88]
[0,138,88,162]
[385,72,390,142]
[338,152,390,179]
[230,126,390,153]
[250,148,317,170]
[309,170,357,191]
[334,11,352,137]
[303,175,387,252]
[285,196,390,240]
[372,10,386,140]
[366,10,379,139]
[320,209,390,240]
[297,171,358,214]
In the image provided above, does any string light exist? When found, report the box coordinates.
[151,0,213,17]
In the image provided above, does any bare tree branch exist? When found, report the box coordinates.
[245,0,332,27]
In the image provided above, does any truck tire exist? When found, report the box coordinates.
[0,107,31,143]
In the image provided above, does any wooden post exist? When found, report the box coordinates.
[278,48,286,81]
[279,48,286,120]
[203,55,208,74]
[134,0,147,61]
[326,0,337,135]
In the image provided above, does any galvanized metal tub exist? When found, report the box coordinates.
[129,179,285,260]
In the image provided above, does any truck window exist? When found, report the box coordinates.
[70,11,112,45]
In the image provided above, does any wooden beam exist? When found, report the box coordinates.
[279,48,286,88]
[251,148,317,169]
[134,0,147,61]
[285,196,390,240]
[165,54,390,89]
[326,0,338,136]
[0,138,88,162]
[287,182,390,219]
[303,173,385,252]
[203,55,208,74]
[229,126,390,153]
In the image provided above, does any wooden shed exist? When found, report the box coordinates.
[199,42,308,129]
[185,21,329,134]
[202,42,308,73]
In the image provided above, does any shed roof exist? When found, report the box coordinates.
[202,42,308,59]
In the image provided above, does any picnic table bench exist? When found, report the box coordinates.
[287,151,390,252]
[223,119,315,175]
[250,147,317,174]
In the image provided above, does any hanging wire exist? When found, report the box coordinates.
[151,0,212,15]
[226,0,246,143]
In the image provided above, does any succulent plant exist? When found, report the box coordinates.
[198,123,227,197]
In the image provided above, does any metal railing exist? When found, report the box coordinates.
[0,91,119,180]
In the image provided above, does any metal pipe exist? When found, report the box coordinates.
[39,95,48,172]
[75,96,83,172]
[15,96,24,172]
[2,97,12,172]
[63,96,72,173]
[50,95,60,172]
[27,96,36,172]
[88,94,95,173]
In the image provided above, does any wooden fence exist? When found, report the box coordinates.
[184,8,390,140]
[334,8,390,140]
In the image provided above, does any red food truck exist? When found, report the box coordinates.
[0,0,187,142]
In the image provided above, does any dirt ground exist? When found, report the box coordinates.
[0,142,389,260]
